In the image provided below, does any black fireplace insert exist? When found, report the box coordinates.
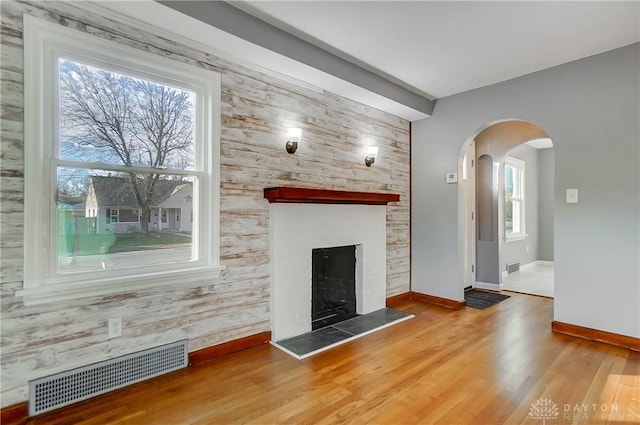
[311,245,357,330]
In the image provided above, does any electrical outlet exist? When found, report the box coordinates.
[108,317,122,339]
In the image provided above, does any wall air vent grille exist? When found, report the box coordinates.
[28,340,188,416]
[506,263,521,274]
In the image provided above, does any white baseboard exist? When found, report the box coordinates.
[501,260,554,276]
[474,281,503,291]
[521,260,554,270]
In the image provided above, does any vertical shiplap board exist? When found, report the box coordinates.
[0,1,410,406]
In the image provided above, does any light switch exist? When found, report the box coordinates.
[566,188,578,203]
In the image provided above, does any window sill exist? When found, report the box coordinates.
[505,234,528,243]
[16,265,225,306]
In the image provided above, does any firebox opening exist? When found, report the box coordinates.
[311,245,358,330]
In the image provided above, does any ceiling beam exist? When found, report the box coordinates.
[158,1,434,117]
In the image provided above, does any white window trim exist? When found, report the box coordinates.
[505,233,528,243]
[19,15,223,305]
[504,156,527,242]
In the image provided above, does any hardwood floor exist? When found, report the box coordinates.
[502,262,554,298]
[9,293,639,424]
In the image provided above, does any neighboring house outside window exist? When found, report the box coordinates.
[20,16,223,304]
[85,177,193,233]
[504,156,526,241]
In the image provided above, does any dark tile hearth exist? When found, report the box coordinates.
[273,308,413,359]
[275,326,353,356]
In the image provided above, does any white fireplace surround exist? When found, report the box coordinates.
[269,203,387,340]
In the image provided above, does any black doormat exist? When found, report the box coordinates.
[465,289,510,310]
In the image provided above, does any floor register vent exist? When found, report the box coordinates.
[506,262,521,274]
[29,340,188,416]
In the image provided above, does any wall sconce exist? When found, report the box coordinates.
[286,128,302,154]
[365,146,378,167]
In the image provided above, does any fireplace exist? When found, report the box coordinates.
[312,245,357,329]
[265,187,399,340]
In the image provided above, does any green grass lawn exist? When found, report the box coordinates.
[59,231,191,257]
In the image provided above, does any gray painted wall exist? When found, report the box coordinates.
[412,43,640,338]
[537,148,555,261]
[502,144,539,268]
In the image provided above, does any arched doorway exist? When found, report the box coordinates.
[458,119,554,295]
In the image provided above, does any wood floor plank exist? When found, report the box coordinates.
[6,293,639,425]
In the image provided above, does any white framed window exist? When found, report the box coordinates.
[504,156,526,241]
[19,16,223,305]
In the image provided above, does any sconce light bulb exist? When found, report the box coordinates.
[286,128,302,154]
[288,127,302,143]
[365,146,378,167]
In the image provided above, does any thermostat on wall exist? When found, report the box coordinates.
[446,172,458,184]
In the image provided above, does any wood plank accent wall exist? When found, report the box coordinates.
[0,1,410,406]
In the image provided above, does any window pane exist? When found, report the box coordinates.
[57,168,195,274]
[505,199,513,234]
[505,165,514,196]
[118,209,139,222]
[505,160,524,236]
[58,59,195,170]
[512,199,521,234]
[512,167,521,198]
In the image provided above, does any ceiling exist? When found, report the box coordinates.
[231,1,640,99]
[96,1,639,121]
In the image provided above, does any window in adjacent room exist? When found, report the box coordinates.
[504,156,526,241]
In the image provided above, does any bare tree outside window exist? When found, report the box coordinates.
[59,59,195,236]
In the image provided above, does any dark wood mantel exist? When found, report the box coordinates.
[263,187,400,205]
